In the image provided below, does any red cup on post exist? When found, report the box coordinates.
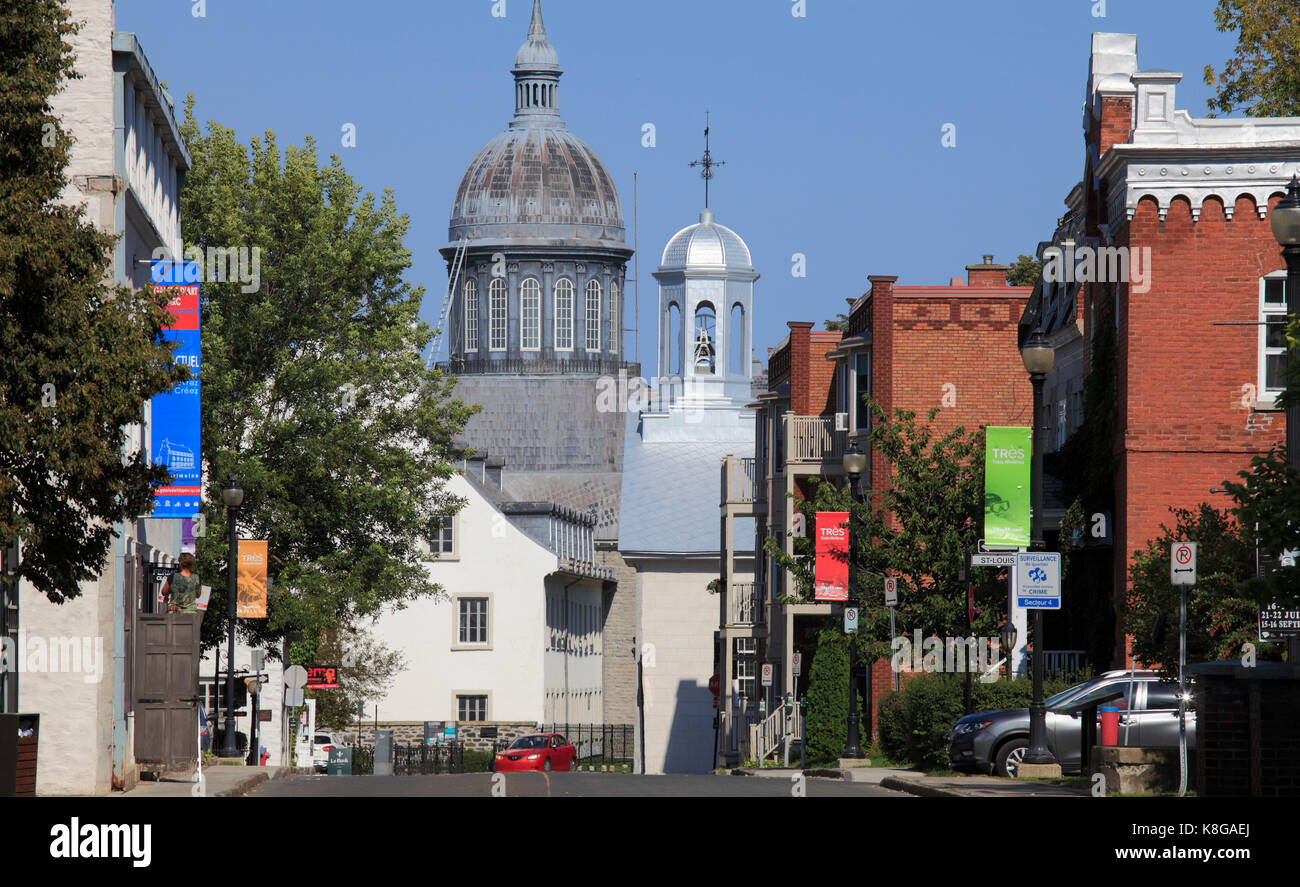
[1099,706,1119,746]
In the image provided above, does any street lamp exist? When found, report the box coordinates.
[1019,330,1058,770]
[841,440,868,759]
[1270,174,1300,665]
[219,477,244,758]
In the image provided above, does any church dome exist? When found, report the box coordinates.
[447,0,625,250]
[660,209,752,270]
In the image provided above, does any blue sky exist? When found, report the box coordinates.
[116,0,1237,375]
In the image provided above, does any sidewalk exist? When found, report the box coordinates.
[731,766,925,785]
[119,764,304,798]
[878,773,1090,797]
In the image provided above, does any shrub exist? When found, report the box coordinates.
[804,625,863,764]
[463,750,494,773]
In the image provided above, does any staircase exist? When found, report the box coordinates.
[748,700,803,767]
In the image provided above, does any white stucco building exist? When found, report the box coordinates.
[619,205,758,773]
[10,0,192,795]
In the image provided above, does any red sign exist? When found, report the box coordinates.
[307,666,339,689]
[708,674,720,697]
[814,511,850,601]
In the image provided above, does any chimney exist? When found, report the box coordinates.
[485,456,505,489]
[1088,33,1138,156]
[966,254,1009,287]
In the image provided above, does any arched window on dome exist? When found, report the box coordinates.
[554,278,574,351]
[730,303,745,373]
[521,277,541,351]
[608,281,620,353]
[463,278,479,353]
[668,302,682,376]
[489,278,507,351]
[694,303,716,374]
[585,279,602,352]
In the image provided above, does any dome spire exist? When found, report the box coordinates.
[688,111,726,210]
[512,0,562,123]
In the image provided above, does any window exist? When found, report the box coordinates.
[668,302,682,375]
[458,597,488,645]
[734,638,756,700]
[1056,400,1067,448]
[554,279,574,350]
[463,279,478,352]
[585,279,602,352]
[521,277,541,350]
[694,303,716,373]
[489,278,507,351]
[609,281,620,352]
[730,303,745,373]
[430,515,455,557]
[1261,273,1287,402]
[854,353,871,431]
[1144,684,1181,711]
[457,695,487,722]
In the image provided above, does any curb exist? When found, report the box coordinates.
[879,776,967,798]
[213,766,296,798]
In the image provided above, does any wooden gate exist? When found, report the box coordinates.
[133,612,200,773]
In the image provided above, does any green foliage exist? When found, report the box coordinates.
[178,99,478,655]
[0,2,189,601]
[877,672,1084,770]
[1006,254,1043,287]
[1203,0,1300,117]
[804,625,859,764]
[1125,504,1280,678]
[824,313,849,332]
[310,626,406,731]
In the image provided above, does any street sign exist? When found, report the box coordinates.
[761,664,773,687]
[284,687,304,707]
[971,553,1017,567]
[792,652,802,676]
[1171,542,1197,586]
[1015,552,1062,609]
[884,577,898,607]
[1259,596,1300,641]
[844,607,859,633]
[284,665,307,690]
[708,673,720,699]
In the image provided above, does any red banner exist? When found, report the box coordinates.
[814,511,850,601]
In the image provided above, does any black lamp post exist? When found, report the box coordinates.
[219,477,244,758]
[1020,330,1058,769]
[841,440,868,759]
[1270,174,1300,665]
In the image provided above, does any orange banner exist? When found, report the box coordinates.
[237,539,268,618]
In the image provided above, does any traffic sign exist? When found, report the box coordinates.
[284,687,304,707]
[761,664,773,687]
[971,553,1017,567]
[284,665,307,690]
[1015,552,1062,609]
[884,577,898,607]
[844,607,859,633]
[1171,542,1197,586]
[708,674,720,698]
[792,652,802,676]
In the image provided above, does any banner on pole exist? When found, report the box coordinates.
[237,539,268,618]
[814,511,850,602]
[984,426,1031,549]
[149,261,202,519]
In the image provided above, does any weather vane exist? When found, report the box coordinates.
[689,111,725,209]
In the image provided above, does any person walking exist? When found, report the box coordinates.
[163,552,201,613]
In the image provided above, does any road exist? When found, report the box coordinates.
[249,771,909,797]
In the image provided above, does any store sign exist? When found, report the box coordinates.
[149,261,202,519]
[984,426,1031,549]
[814,511,850,601]
[307,666,339,689]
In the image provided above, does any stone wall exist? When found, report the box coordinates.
[342,721,540,750]
[599,544,639,725]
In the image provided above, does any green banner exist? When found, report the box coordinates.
[985,426,1031,548]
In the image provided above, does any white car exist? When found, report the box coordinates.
[311,732,344,773]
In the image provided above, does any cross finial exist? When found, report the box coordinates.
[688,111,725,210]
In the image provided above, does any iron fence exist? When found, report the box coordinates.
[538,724,634,768]
[346,742,476,775]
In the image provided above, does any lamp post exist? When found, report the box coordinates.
[1019,330,1058,769]
[219,478,244,758]
[1269,174,1300,665]
[841,440,868,759]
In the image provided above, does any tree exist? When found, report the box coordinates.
[1006,254,1042,287]
[803,624,860,763]
[1203,0,1300,117]
[1125,504,1278,679]
[178,100,477,657]
[0,2,188,602]
[824,313,848,332]
[310,624,406,732]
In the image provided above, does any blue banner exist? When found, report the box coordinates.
[150,261,202,519]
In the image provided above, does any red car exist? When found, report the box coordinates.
[493,733,576,772]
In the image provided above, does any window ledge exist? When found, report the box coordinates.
[451,643,493,652]
[1255,397,1283,412]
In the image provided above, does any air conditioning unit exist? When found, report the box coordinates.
[834,412,848,432]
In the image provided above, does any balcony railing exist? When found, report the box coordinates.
[783,414,845,464]
[729,582,764,625]
[722,456,760,505]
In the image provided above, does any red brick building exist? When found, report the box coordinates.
[1030,34,1300,667]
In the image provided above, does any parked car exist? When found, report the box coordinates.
[947,669,1197,777]
[493,733,576,772]
[311,732,344,773]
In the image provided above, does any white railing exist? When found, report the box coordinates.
[748,700,803,765]
[723,456,759,504]
[783,415,845,464]
[729,583,763,625]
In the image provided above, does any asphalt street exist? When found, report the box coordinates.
[249,771,910,797]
